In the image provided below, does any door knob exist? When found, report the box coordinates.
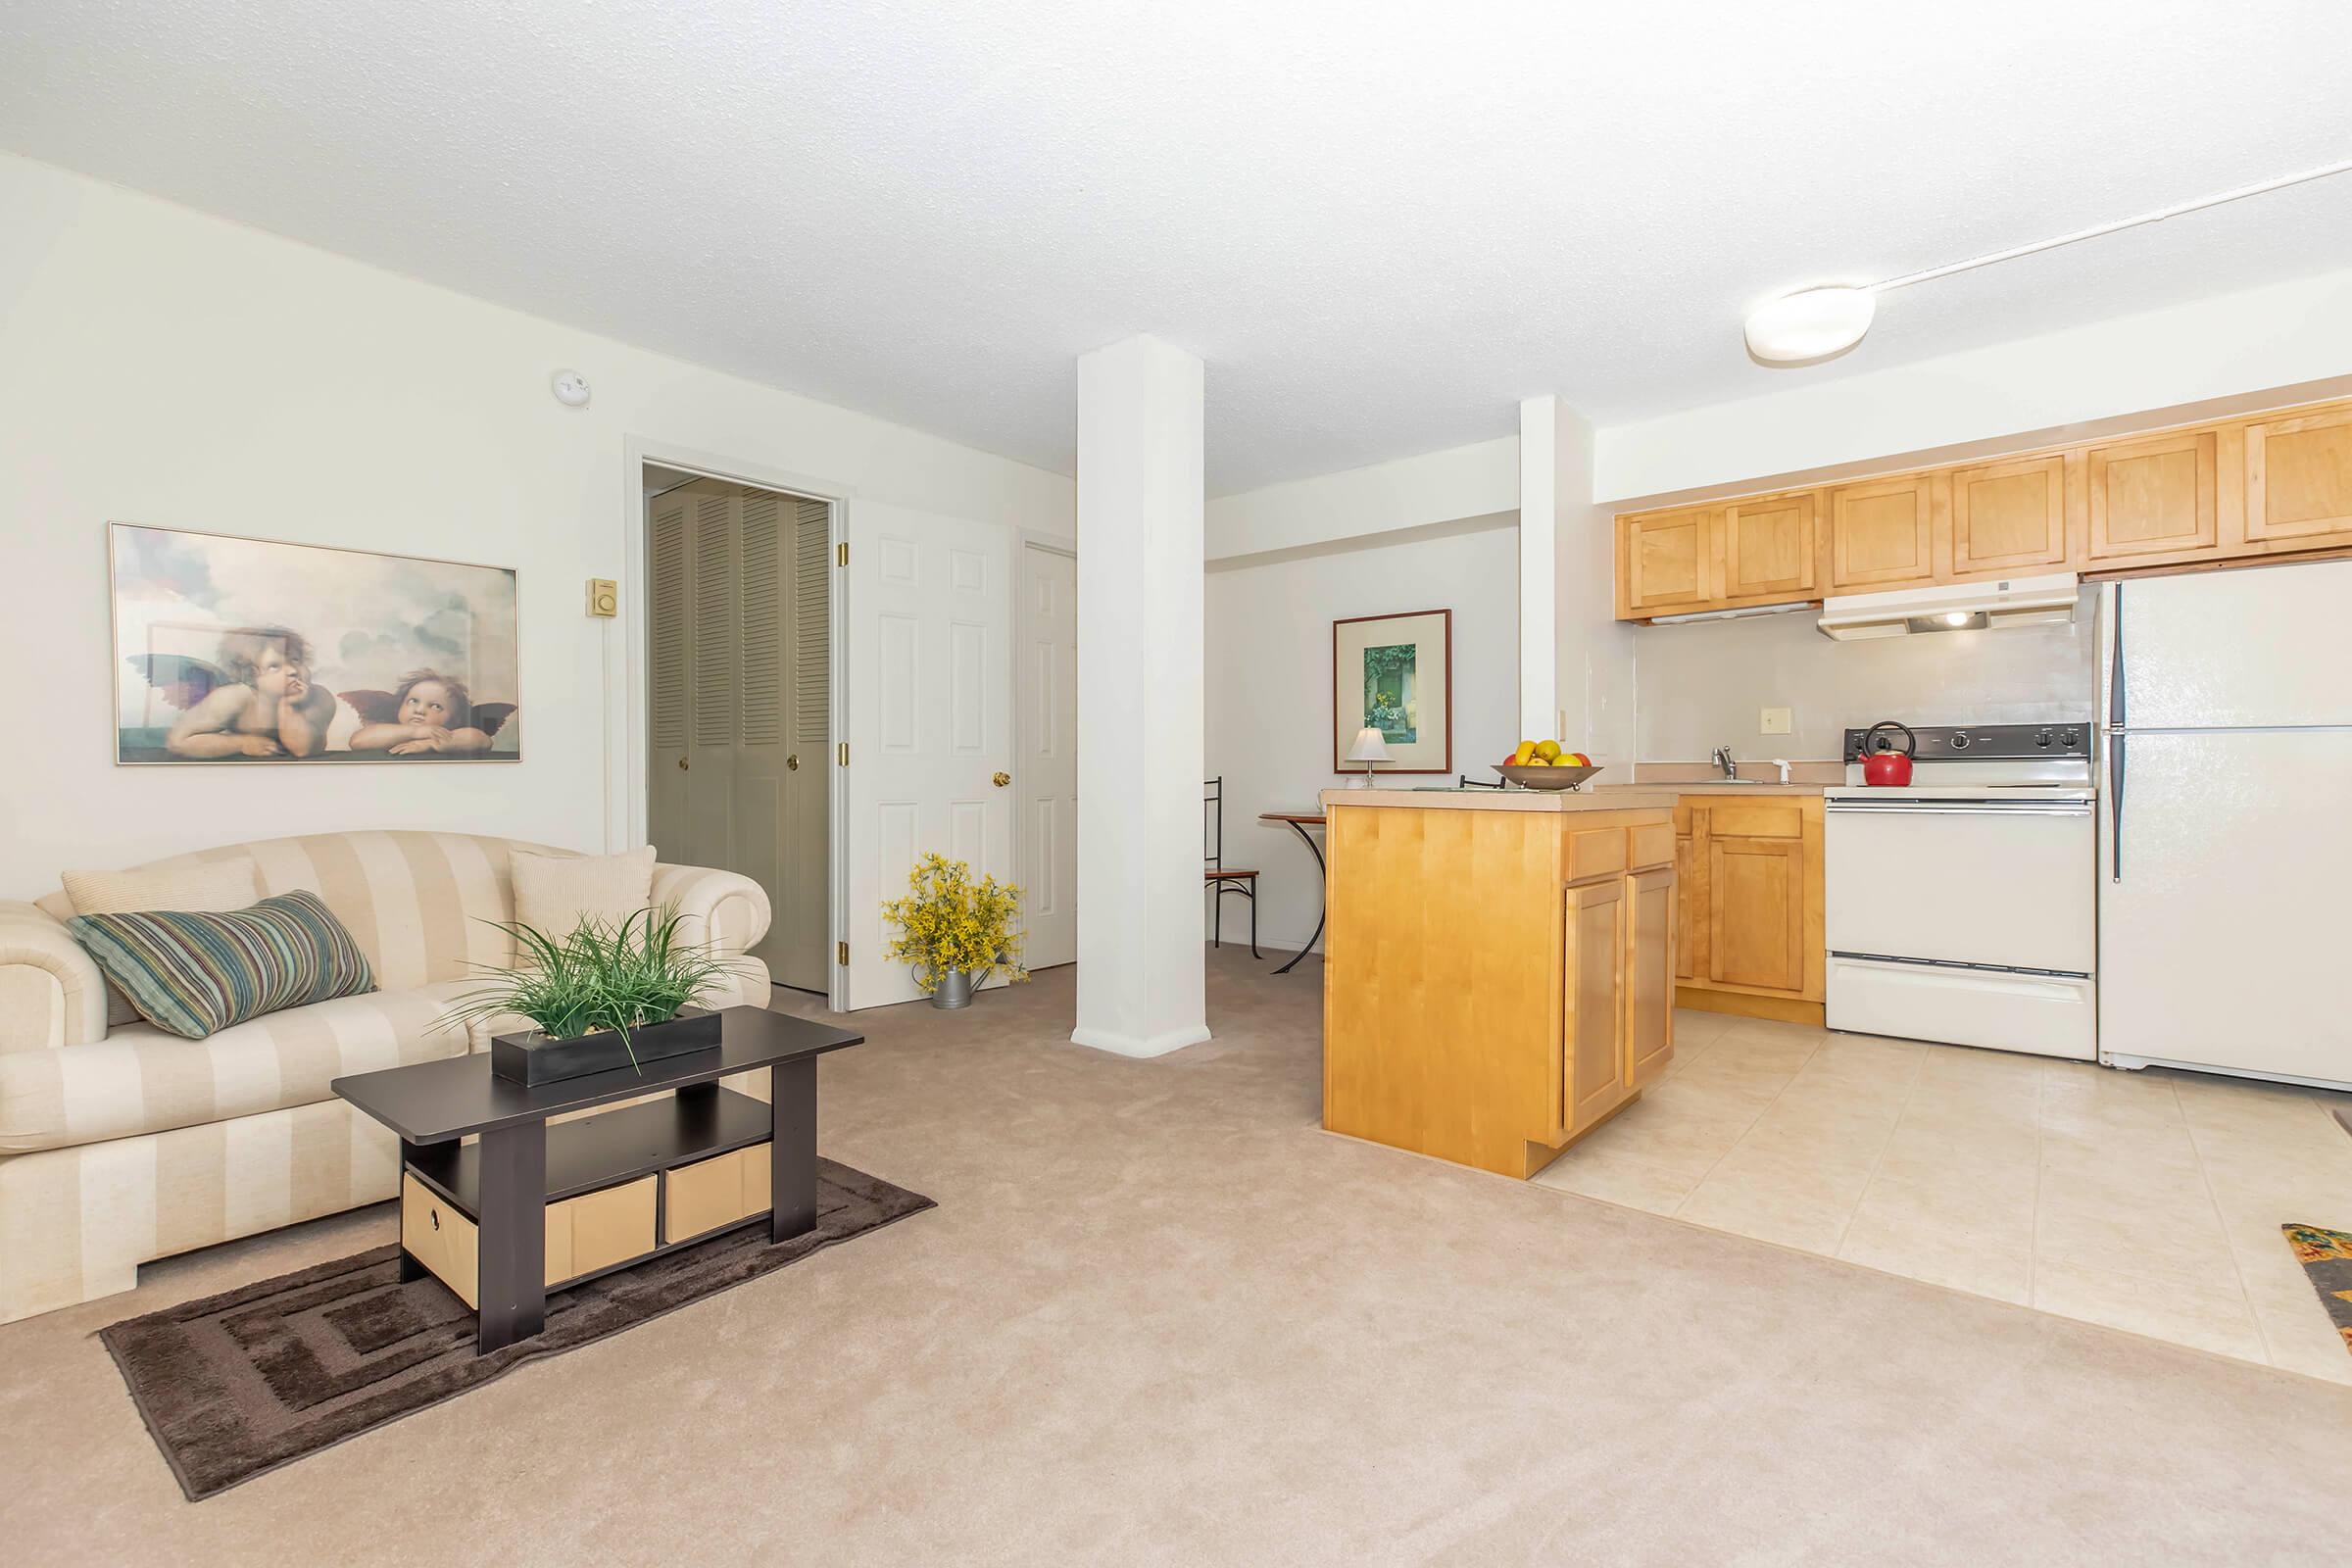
[992,771,1010,788]
[786,754,800,771]
[677,757,689,771]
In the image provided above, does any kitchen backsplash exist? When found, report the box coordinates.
[1635,589,2096,761]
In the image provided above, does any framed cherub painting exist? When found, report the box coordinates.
[109,523,521,764]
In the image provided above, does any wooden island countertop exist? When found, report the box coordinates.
[1318,788,1678,1179]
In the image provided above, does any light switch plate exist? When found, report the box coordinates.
[587,578,618,618]
[1760,707,1791,735]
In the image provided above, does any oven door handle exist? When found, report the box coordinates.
[1825,802,2093,816]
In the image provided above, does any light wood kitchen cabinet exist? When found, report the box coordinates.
[1827,473,1937,590]
[1612,393,2352,621]
[1320,791,1677,1179]
[2086,427,2218,562]
[1949,454,2069,575]
[1620,506,1718,614]
[1624,865,1677,1089]
[1707,836,1803,993]
[2244,406,2352,546]
[1673,822,1701,983]
[1721,492,1818,599]
[1672,795,1824,1026]
[1562,876,1630,1134]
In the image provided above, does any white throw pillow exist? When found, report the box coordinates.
[64,858,263,1027]
[508,845,659,943]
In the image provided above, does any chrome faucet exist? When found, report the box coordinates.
[1710,745,1738,781]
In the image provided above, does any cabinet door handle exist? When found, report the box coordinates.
[786,754,800,771]
[677,757,689,771]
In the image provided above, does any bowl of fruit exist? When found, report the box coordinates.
[1496,740,1601,791]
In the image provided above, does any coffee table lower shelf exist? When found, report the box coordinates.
[395,1078,815,1352]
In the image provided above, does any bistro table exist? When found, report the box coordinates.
[1257,810,1328,974]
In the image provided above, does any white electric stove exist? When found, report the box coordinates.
[1824,722,2097,1059]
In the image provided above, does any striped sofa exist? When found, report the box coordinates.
[0,831,771,1324]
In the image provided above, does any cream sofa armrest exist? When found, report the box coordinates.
[0,902,108,1053]
[648,862,772,968]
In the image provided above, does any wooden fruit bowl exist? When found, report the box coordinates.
[1496,763,1602,791]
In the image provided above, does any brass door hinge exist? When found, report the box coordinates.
[838,741,849,766]
[837,940,849,965]
[836,541,849,567]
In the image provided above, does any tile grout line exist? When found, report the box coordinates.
[2177,1079,2283,1369]
[1668,1027,1827,1219]
[1827,1045,1931,1256]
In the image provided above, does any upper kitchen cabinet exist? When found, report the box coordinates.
[1610,394,2352,622]
[1949,454,2069,576]
[2244,406,2352,546]
[1827,473,1937,590]
[1617,506,1719,616]
[2086,427,2219,562]
[1720,491,1818,600]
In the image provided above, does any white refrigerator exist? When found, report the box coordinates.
[2096,558,2352,1089]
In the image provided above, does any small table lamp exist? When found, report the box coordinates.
[1345,725,1392,787]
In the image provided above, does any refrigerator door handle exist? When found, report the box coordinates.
[2107,582,2126,730]
[2109,732,2126,884]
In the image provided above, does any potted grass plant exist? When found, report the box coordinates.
[881,853,1027,1008]
[440,906,740,1085]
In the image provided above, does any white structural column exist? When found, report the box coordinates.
[1072,335,1211,1056]
[1522,394,1635,762]
[1516,396,1561,739]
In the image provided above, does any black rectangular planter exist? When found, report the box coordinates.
[490,1006,723,1087]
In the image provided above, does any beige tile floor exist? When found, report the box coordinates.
[1534,1008,2352,1385]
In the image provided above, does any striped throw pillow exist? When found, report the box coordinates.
[67,891,376,1040]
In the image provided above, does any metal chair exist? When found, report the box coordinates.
[1203,776,1260,958]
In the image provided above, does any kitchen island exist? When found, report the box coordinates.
[1320,787,1679,1178]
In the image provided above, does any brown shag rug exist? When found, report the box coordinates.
[101,1158,933,1499]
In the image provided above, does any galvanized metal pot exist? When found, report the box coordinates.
[930,967,976,1009]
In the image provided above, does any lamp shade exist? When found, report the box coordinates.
[1346,726,1392,763]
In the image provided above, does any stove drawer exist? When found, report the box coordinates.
[1829,956,2094,1060]
[1826,801,2093,972]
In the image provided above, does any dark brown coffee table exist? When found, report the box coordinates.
[333,1005,862,1352]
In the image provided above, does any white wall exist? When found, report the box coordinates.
[1528,397,1634,765]
[1635,595,2096,762]
[1594,268,2352,504]
[0,153,1071,898]
[1205,435,1518,564]
[1204,520,1519,955]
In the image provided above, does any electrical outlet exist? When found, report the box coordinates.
[1760,707,1791,736]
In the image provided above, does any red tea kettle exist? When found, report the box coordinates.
[1861,720,1916,786]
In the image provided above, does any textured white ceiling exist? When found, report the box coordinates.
[5,2,2350,494]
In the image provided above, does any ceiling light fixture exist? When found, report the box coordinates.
[1744,154,2352,366]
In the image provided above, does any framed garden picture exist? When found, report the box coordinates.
[1331,608,1450,774]
[110,522,521,764]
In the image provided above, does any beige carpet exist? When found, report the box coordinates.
[5,948,2348,1564]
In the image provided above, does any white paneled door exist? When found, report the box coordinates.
[1016,543,1078,968]
[844,502,1016,1008]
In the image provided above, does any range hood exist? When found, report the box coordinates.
[1818,572,2080,641]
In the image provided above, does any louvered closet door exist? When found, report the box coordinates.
[734,488,791,978]
[648,493,692,862]
[781,499,833,992]
[685,487,740,875]
[649,478,832,993]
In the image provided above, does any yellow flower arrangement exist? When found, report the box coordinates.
[880,853,1029,994]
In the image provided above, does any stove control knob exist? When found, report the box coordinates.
[1949,732,1971,750]
[2034,728,2053,748]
